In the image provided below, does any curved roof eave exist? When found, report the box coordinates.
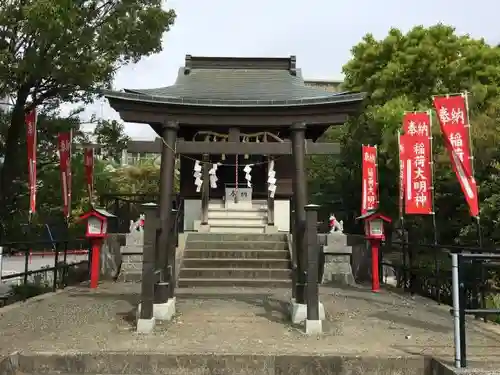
[103,89,366,108]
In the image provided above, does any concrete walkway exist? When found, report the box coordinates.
[0,282,499,369]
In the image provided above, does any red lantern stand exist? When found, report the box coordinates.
[357,211,392,292]
[79,208,116,289]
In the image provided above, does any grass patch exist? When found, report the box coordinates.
[485,292,500,323]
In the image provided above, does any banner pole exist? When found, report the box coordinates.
[428,110,439,245]
[428,110,441,303]
[463,92,482,248]
[397,131,408,289]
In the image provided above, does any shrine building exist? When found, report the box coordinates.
[103,55,365,235]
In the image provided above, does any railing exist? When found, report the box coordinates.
[450,250,500,368]
[0,238,90,306]
[379,239,500,368]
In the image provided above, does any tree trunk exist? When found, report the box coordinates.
[0,95,28,219]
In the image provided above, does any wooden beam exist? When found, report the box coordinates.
[305,141,341,155]
[127,139,341,155]
[176,140,340,155]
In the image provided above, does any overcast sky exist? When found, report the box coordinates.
[75,0,499,140]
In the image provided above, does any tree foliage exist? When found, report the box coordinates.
[0,0,176,214]
[0,111,165,240]
[309,24,500,245]
[93,119,130,163]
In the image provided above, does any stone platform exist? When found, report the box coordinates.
[0,282,499,374]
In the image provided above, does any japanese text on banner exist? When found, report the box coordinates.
[25,109,37,215]
[402,112,433,215]
[84,148,94,203]
[58,132,72,217]
[361,145,378,215]
[400,137,432,215]
[432,94,479,217]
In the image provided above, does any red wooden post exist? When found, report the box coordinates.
[90,238,102,289]
[370,239,381,292]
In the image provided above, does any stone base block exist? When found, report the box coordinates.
[153,297,176,321]
[137,298,176,321]
[305,319,323,335]
[136,317,155,334]
[288,300,325,324]
[264,225,278,233]
[323,272,356,286]
[194,220,210,232]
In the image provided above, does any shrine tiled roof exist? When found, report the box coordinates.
[103,55,365,107]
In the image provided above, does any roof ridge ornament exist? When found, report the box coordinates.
[289,55,297,76]
[184,55,192,75]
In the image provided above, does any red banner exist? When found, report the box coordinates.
[25,109,37,214]
[402,112,433,215]
[84,148,94,204]
[432,94,479,217]
[58,132,72,217]
[361,145,378,215]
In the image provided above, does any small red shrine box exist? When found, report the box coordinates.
[79,208,116,239]
[357,211,392,241]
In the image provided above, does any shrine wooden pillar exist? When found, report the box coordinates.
[156,120,178,304]
[291,122,307,304]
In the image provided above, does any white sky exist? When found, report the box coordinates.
[69,0,500,140]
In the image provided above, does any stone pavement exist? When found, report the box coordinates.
[0,282,499,370]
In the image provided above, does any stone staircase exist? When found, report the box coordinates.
[205,200,270,233]
[178,232,292,287]
[118,229,144,282]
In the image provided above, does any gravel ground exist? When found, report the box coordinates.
[0,282,499,368]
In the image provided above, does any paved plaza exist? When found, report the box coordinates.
[0,282,499,372]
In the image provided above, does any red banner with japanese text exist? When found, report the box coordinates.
[58,132,72,217]
[402,112,433,215]
[361,145,378,215]
[432,94,479,217]
[25,109,37,215]
[84,148,94,204]
[400,112,433,215]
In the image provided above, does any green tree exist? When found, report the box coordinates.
[313,24,500,243]
[93,119,130,163]
[0,0,176,214]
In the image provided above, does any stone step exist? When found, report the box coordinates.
[187,233,287,242]
[183,249,289,259]
[207,217,267,226]
[179,268,292,279]
[177,278,291,288]
[208,207,267,218]
[185,240,287,250]
[117,272,142,282]
[121,263,142,272]
[208,200,267,209]
[182,258,290,269]
[209,224,266,233]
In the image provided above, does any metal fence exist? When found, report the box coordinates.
[0,238,90,306]
[379,239,500,368]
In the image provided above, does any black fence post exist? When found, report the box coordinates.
[458,253,467,368]
[408,244,415,295]
[53,243,60,291]
[62,240,68,287]
[23,245,29,287]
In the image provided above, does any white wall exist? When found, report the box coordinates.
[184,199,202,231]
[183,199,290,232]
[274,200,290,232]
